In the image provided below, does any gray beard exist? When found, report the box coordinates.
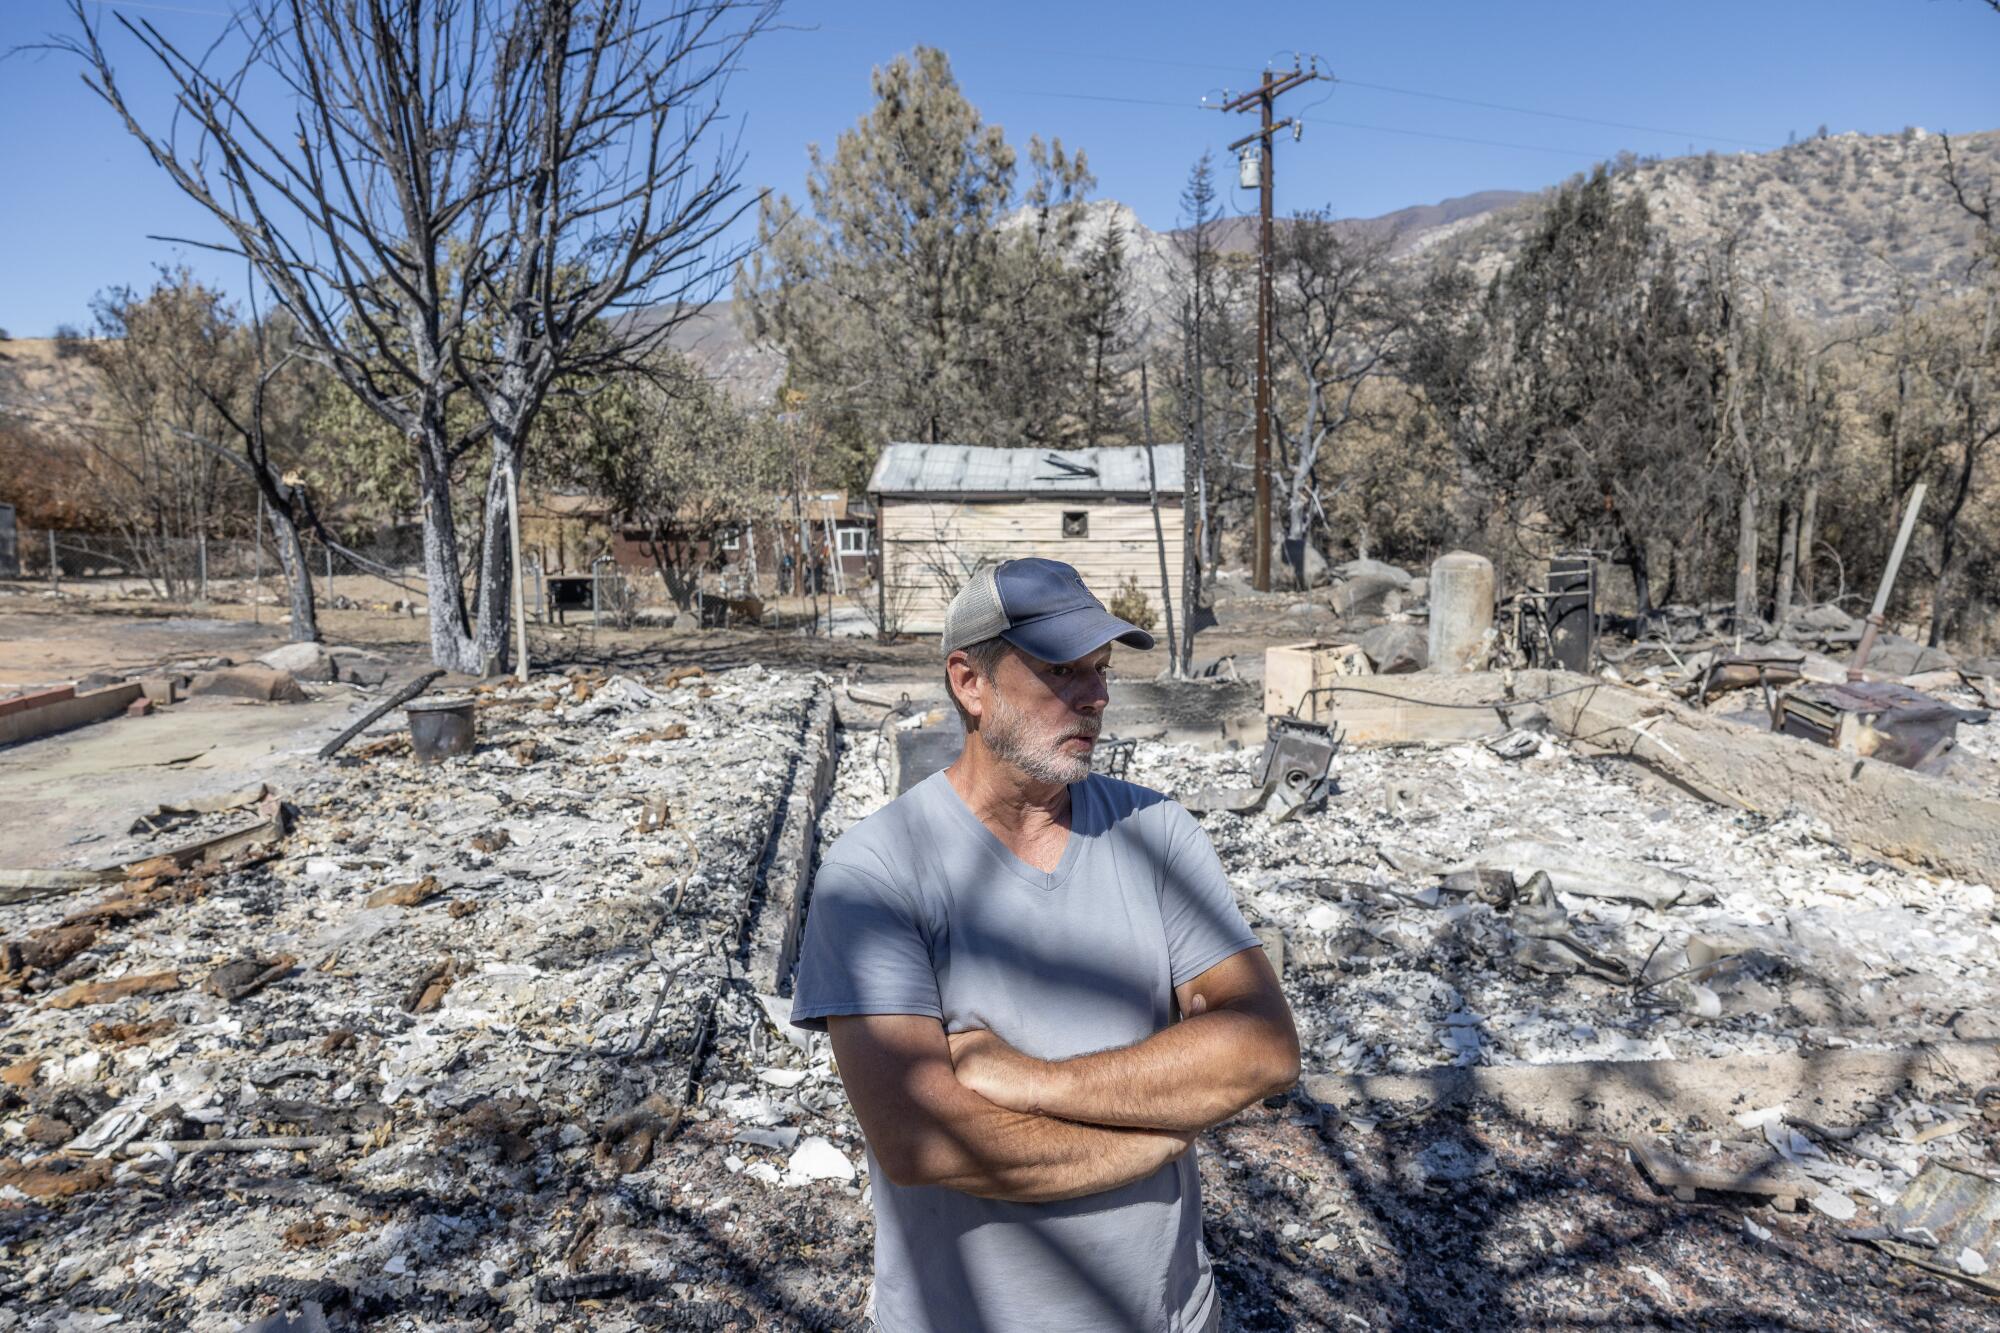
[982,691,1097,786]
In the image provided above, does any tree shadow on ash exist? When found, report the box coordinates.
[1261,900,1980,1332]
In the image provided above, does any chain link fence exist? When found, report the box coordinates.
[8,523,426,610]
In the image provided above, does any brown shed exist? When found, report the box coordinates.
[869,443,1184,636]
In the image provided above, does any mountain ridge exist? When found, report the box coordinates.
[673,128,2000,399]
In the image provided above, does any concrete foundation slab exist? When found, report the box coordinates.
[1303,1040,2000,1135]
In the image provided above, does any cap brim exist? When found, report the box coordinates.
[1001,605,1155,662]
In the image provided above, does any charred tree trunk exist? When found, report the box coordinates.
[266,496,318,643]
[1620,533,1652,624]
[1931,431,1978,648]
[1797,476,1820,604]
[417,437,483,675]
[1734,480,1761,627]
[1725,333,1762,628]
[1773,498,1799,633]
[472,446,516,671]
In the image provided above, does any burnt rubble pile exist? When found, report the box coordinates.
[830,719,1999,1084]
[0,666,879,1329]
[6,656,1999,1327]
[1121,736,2000,1074]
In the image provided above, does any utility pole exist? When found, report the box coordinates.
[1216,59,1326,591]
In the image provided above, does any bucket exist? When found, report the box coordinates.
[404,696,476,764]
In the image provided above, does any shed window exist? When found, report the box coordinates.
[836,526,869,555]
[1062,511,1089,538]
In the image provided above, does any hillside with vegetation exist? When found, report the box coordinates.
[1418,128,2000,322]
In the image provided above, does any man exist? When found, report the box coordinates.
[790,557,1300,1332]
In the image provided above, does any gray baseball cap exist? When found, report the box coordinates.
[941,558,1156,662]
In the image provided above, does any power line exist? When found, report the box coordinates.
[804,21,1776,152]
[1332,77,1780,151]
[1298,113,1621,160]
[1010,89,1633,161]
[35,0,240,17]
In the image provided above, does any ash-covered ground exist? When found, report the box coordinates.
[2,667,1997,1330]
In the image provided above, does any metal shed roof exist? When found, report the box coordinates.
[869,444,1185,499]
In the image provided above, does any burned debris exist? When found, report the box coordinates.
[3,540,1998,1330]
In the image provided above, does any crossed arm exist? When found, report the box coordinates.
[825,947,1299,1204]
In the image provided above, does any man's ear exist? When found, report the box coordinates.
[946,651,985,722]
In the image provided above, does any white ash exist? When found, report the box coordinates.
[1120,735,1999,1077]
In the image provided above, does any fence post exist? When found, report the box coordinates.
[325,543,334,605]
[198,531,209,604]
[48,529,59,595]
[253,494,264,623]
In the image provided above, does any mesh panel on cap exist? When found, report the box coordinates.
[941,564,1009,654]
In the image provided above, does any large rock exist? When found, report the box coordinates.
[1783,603,1860,640]
[256,641,338,682]
[328,646,392,687]
[1851,633,1956,677]
[1358,623,1428,675]
[188,664,308,703]
[1332,575,1407,620]
[1273,540,1332,590]
[1332,558,1413,589]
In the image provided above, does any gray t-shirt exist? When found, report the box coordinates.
[790,770,1260,1333]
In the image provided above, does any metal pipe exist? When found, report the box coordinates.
[591,554,614,631]
[1139,365,1179,676]
[1849,481,1927,682]
[874,493,887,640]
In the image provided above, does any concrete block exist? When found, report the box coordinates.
[1427,551,1496,673]
[745,685,839,995]
[188,665,308,703]
[139,677,177,705]
[1264,642,1371,722]
[0,686,76,718]
[892,710,963,794]
[0,684,143,747]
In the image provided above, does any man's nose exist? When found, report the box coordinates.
[1072,669,1108,714]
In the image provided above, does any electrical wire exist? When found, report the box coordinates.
[1007,88,1642,162]
[32,0,240,17]
[1297,681,1608,713]
[1332,77,1779,151]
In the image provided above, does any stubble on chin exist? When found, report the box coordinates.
[984,696,1093,786]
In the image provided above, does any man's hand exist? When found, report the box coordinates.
[948,993,1212,1115]
[828,1013,1197,1203]
[948,950,1297,1135]
[947,1028,1047,1113]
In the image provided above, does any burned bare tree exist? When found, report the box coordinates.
[61,0,775,672]
[1407,170,1719,616]
[156,288,329,641]
[1270,213,1403,590]
[1164,151,1230,669]
[71,276,248,601]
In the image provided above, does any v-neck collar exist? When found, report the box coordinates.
[929,771,1086,894]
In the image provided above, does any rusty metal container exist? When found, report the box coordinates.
[405,696,476,764]
[1776,680,1986,773]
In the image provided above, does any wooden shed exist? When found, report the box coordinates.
[869,443,1184,637]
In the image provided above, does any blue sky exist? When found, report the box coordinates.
[2,0,1995,336]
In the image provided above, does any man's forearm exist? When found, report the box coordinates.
[1028,1005,1298,1132]
[906,1085,1192,1203]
